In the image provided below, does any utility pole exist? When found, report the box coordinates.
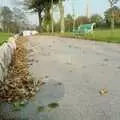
[71,0,75,29]
[51,0,54,33]
[86,0,90,18]
[72,7,75,29]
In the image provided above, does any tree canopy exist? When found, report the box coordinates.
[105,6,120,27]
[0,6,29,33]
[108,0,120,6]
[90,14,103,27]
[24,0,65,32]
[108,0,120,29]
[0,6,13,32]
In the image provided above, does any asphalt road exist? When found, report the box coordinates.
[1,35,118,120]
[25,35,120,120]
[1,35,120,120]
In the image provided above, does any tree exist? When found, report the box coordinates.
[90,14,103,27]
[12,8,28,32]
[64,14,73,32]
[75,16,90,27]
[105,6,120,28]
[24,0,62,32]
[54,21,60,32]
[0,6,29,33]
[0,6,13,32]
[42,5,52,32]
[58,0,65,33]
[108,0,120,29]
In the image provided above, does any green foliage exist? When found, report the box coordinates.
[0,28,2,32]
[65,14,73,32]
[83,29,120,43]
[12,8,28,32]
[42,29,120,43]
[42,5,52,32]
[104,6,120,27]
[0,6,29,33]
[0,6,13,32]
[90,14,103,27]
[24,0,63,32]
[24,0,60,12]
[12,100,28,111]
[75,16,90,27]
[108,0,120,6]
[54,22,60,32]
[108,0,120,29]
[0,32,11,45]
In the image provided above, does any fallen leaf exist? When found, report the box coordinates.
[99,88,108,96]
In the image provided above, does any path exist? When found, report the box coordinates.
[25,35,120,120]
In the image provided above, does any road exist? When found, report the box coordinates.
[24,35,120,120]
[1,35,120,120]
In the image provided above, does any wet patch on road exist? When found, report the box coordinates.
[104,58,109,62]
[0,80,64,119]
[48,103,59,108]
[117,66,120,70]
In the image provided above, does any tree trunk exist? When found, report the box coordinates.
[110,3,114,29]
[38,11,42,32]
[3,21,6,32]
[111,10,115,29]
[45,7,51,33]
[59,0,65,33]
[51,0,54,33]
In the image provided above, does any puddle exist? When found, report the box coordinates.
[48,45,52,48]
[74,45,79,49]
[48,103,59,108]
[69,70,72,72]
[104,58,109,61]
[44,75,49,78]
[82,66,87,68]
[35,60,39,63]
[0,80,64,119]
[37,106,45,112]
[117,66,120,69]
[68,45,72,48]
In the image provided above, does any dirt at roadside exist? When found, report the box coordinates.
[0,37,42,102]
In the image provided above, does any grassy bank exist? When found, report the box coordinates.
[40,29,120,44]
[0,32,11,45]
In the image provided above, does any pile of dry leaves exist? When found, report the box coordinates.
[0,37,41,102]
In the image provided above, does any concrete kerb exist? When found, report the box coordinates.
[0,36,17,82]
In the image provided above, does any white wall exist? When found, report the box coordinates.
[0,36,17,82]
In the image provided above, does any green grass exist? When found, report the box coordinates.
[83,29,120,43]
[0,32,11,45]
[41,29,120,44]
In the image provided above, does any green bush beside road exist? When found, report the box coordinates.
[0,32,11,45]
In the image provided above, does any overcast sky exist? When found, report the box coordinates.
[0,0,120,25]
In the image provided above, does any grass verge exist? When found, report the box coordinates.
[40,29,120,44]
[0,32,11,45]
